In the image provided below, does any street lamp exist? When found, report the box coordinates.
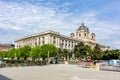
[48,51,49,64]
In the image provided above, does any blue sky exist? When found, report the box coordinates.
[0,0,120,49]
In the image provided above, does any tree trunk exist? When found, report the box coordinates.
[66,55,67,61]
[17,57,20,60]
[24,57,27,60]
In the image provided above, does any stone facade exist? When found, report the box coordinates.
[15,23,109,51]
[15,30,79,50]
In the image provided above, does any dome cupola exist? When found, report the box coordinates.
[91,33,96,41]
[70,33,75,38]
[77,23,89,32]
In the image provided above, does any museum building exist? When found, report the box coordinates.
[15,23,109,51]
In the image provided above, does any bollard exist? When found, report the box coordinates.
[95,63,100,71]
[64,61,68,64]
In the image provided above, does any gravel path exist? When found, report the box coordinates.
[0,64,120,80]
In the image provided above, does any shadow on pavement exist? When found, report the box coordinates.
[0,74,12,80]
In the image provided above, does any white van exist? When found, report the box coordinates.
[109,60,120,67]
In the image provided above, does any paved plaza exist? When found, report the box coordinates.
[0,64,120,80]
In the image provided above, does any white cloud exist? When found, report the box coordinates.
[115,42,120,45]
[0,23,23,30]
[113,42,120,49]
[116,46,120,49]
[62,2,73,7]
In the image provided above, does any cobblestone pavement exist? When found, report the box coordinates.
[0,64,120,80]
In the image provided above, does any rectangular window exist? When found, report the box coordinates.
[53,41,56,44]
[43,41,44,44]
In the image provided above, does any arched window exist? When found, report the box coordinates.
[84,33,86,36]
[79,33,81,37]
[92,36,94,39]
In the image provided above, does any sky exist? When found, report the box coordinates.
[0,0,120,49]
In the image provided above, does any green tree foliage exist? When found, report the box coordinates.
[90,44,103,60]
[74,42,92,60]
[0,51,10,60]
[0,44,57,60]
[3,51,8,58]
[7,48,16,60]
[58,48,63,59]
[17,45,31,60]
[118,50,120,59]
[69,51,73,60]
[89,44,120,60]
[63,49,69,61]
[15,48,21,60]
[0,52,2,58]
[102,49,120,60]
[58,48,70,61]
[0,51,5,59]
[40,44,57,58]
[30,46,41,60]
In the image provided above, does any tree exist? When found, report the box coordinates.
[89,44,103,60]
[118,50,120,59]
[15,48,21,60]
[68,51,73,60]
[74,42,92,60]
[58,48,71,61]
[102,49,120,60]
[63,49,69,61]
[0,52,2,59]
[18,45,31,60]
[40,44,57,58]
[30,46,41,60]
[7,48,16,60]
[0,51,5,60]
[58,48,63,59]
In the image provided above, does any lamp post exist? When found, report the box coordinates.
[48,51,49,64]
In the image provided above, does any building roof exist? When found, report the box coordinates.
[77,23,89,32]
[70,33,74,35]
[91,33,95,35]
[0,44,14,48]
[15,30,80,42]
